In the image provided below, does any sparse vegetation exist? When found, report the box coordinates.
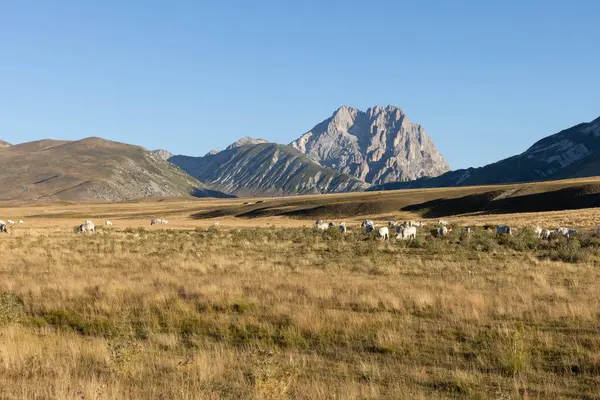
[1,224,600,399]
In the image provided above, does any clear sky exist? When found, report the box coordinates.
[1,0,599,169]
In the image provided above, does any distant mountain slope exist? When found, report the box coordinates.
[0,137,228,201]
[371,116,600,191]
[291,105,450,184]
[0,139,10,148]
[170,142,369,197]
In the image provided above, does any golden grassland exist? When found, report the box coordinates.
[1,216,600,399]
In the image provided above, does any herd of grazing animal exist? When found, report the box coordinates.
[0,215,590,241]
[312,219,591,242]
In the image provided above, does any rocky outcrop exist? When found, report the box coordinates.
[291,105,450,184]
[149,149,173,161]
[0,139,11,148]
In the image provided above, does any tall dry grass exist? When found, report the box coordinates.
[0,226,599,399]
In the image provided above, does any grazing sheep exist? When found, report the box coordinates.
[542,229,552,239]
[104,221,113,226]
[0,223,7,233]
[7,220,14,225]
[77,221,95,233]
[0,220,6,226]
[437,226,449,237]
[339,222,347,234]
[397,226,417,240]
[388,221,398,227]
[556,227,576,238]
[151,219,168,225]
[378,227,390,240]
[465,227,472,234]
[534,226,543,238]
[361,220,375,234]
[328,222,336,228]
[438,220,449,226]
[18,220,23,225]
[315,222,329,231]
[413,221,426,227]
[496,225,512,235]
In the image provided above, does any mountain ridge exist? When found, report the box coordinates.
[370,115,600,191]
[169,141,369,197]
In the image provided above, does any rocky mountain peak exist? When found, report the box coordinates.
[291,105,450,185]
[149,149,173,161]
[226,137,269,150]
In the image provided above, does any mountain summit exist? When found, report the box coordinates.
[291,105,450,184]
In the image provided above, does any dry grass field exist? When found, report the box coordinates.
[1,184,600,399]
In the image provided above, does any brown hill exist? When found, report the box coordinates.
[0,137,229,201]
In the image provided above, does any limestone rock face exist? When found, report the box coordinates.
[291,105,450,184]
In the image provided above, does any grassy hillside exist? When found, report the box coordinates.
[0,137,222,201]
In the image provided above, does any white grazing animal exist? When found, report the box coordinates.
[77,221,95,233]
[438,226,449,237]
[534,226,543,238]
[339,222,347,234]
[361,220,375,234]
[388,221,398,227]
[378,227,389,240]
[465,227,472,234]
[556,227,576,238]
[315,222,329,231]
[438,220,448,226]
[496,225,512,235]
[397,226,417,240]
[542,229,552,239]
[0,223,7,233]
[328,222,336,228]
[7,220,14,225]
[18,220,23,225]
[104,221,113,226]
[151,219,162,225]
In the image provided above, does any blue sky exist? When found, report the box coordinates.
[1,0,598,169]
